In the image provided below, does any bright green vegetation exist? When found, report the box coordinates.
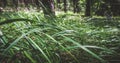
[0,11,120,63]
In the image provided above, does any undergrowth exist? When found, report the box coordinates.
[0,11,120,63]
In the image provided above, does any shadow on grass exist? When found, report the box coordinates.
[86,17,120,28]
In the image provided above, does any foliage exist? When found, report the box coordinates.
[0,11,120,63]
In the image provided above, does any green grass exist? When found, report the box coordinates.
[0,11,120,63]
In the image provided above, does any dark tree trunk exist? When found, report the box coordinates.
[95,0,120,16]
[57,0,61,10]
[109,0,120,16]
[2,0,7,8]
[35,0,40,9]
[24,0,29,9]
[19,0,24,3]
[13,0,18,10]
[41,0,55,17]
[73,0,80,13]
[85,0,91,16]
[0,0,3,7]
[63,0,67,12]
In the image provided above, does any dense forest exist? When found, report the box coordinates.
[0,0,120,63]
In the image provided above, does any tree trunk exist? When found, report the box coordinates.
[85,0,91,16]
[24,0,29,9]
[2,0,7,8]
[73,0,80,13]
[35,0,40,9]
[57,0,61,10]
[13,0,18,10]
[63,0,67,12]
[109,0,120,16]
[19,0,24,3]
[41,0,55,17]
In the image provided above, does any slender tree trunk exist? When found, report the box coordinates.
[35,0,40,9]
[19,0,24,3]
[73,0,76,13]
[109,0,120,16]
[0,0,3,7]
[41,0,55,17]
[63,0,67,12]
[85,0,91,16]
[13,0,18,10]
[57,0,61,10]
[73,0,80,13]
[24,0,29,9]
[2,0,7,8]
